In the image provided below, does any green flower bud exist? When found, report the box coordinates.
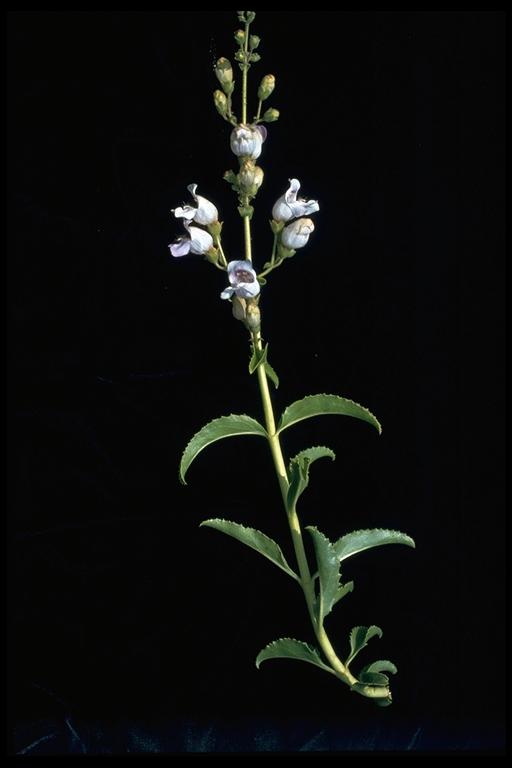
[245,300,261,333]
[213,90,228,118]
[262,107,279,122]
[215,57,234,95]
[238,160,264,198]
[258,74,275,101]
[234,50,245,63]
[232,296,247,322]
[246,11,256,23]
[234,29,245,45]
[249,52,260,62]
[249,35,260,49]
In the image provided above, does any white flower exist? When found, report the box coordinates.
[281,217,315,250]
[169,221,214,257]
[230,124,267,160]
[172,184,218,226]
[272,178,320,222]
[220,260,260,300]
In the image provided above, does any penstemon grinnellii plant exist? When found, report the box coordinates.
[169,11,415,707]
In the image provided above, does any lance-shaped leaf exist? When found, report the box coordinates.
[306,527,341,621]
[264,361,279,389]
[286,447,335,512]
[200,519,298,580]
[333,529,415,562]
[277,394,382,435]
[345,625,383,667]
[179,414,267,484]
[256,638,333,674]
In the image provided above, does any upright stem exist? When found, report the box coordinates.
[242,21,250,124]
[243,205,252,263]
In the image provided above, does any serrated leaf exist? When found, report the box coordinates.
[286,458,310,512]
[333,580,354,606]
[286,447,335,512]
[264,361,279,389]
[200,519,298,580]
[346,625,383,666]
[277,394,382,435]
[350,682,393,706]
[249,344,279,388]
[333,529,415,562]
[306,527,341,621]
[358,671,389,686]
[360,659,398,676]
[179,414,267,484]
[289,445,336,467]
[255,638,332,674]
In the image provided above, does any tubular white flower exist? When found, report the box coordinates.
[221,260,260,300]
[272,178,320,222]
[230,124,267,160]
[169,221,214,258]
[281,217,315,250]
[173,184,218,226]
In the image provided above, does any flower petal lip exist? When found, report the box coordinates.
[169,238,191,257]
[221,260,260,300]
[173,184,218,226]
[272,178,320,222]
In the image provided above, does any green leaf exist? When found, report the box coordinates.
[333,529,415,562]
[256,638,332,674]
[306,527,341,621]
[360,659,398,677]
[289,445,336,467]
[179,414,267,484]
[249,344,279,388]
[286,447,335,511]
[346,625,383,666]
[264,361,279,389]
[333,580,354,606]
[286,458,310,512]
[200,519,298,580]
[277,394,382,435]
[358,671,389,686]
[249,343,268,374]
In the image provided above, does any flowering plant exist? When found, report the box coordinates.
[169,11,415,707]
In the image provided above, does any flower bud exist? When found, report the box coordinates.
[238,160,264,197]
[245,301,261,333]
[230,124,266,160]
[234,29,245,45]
[249,35,260,49]
[232,296,247,322]
[281,217,315,250]
[258,74,275,101]
[215,57,234,95]
[213,90,228,118]
[262,107,279,123]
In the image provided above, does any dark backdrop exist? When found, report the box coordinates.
[7,11,505,754]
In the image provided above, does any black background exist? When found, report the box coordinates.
[7,11,505,754]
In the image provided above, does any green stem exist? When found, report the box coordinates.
[243,202,252,263]
[256,98,262,121]
[251,331,355,683]
[214,236,228,268]
[242,21,250,124]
